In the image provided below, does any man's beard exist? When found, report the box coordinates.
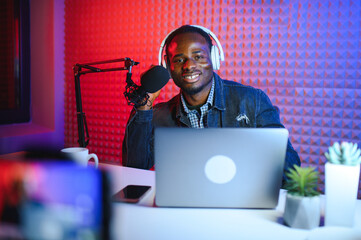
[180,84,204,95]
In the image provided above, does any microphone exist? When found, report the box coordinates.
[124,65,170,107]
[140,65,170,93]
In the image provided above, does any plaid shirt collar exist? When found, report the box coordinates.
[181,79,215,128]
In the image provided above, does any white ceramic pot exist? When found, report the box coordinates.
[283,194,321,229]
[325,162,360,227]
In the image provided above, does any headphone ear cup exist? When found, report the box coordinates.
[211,45,220,70]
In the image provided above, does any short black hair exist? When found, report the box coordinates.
[164,25,213,58]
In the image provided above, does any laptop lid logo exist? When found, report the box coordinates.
[204,155,237,184]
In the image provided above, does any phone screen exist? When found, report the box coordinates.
[112,185,151,203]
[0,161,110,240]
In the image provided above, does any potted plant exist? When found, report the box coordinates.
[324,141,361,227]
[283,165,320,229]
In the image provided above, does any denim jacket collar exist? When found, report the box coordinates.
[212,72,226,111]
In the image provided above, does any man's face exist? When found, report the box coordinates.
[166,32,214,96]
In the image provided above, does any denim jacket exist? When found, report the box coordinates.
[122,73,300,178]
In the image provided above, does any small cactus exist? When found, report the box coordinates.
[325,142,361,166]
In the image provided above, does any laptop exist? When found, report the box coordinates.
[154,128,289,208]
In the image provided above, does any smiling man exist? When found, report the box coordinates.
[122,25,300,180]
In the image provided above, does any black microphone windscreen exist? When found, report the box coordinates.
[140,66,170,93]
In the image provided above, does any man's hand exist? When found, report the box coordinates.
[137,89,161,111]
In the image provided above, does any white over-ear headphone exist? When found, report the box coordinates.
[158,25,225,70]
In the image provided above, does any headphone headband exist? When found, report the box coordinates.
[158,25,225,70]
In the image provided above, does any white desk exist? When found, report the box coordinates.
[100,164,361,240]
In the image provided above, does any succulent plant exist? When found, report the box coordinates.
[284,165,319,197]
[325,142,361,166]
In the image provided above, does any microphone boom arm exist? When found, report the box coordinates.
[73,58,139,147]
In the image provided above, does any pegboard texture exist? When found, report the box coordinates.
[64,0,361,197]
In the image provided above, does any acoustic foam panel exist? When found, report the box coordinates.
[64,0,361,197]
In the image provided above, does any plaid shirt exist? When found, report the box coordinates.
[181,79,215,128]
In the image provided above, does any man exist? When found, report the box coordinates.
[122,25,300,178]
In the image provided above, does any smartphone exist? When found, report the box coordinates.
[0,161,110,240]
[112,185,151,203]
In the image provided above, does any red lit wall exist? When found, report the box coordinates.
[64,0,361,196]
